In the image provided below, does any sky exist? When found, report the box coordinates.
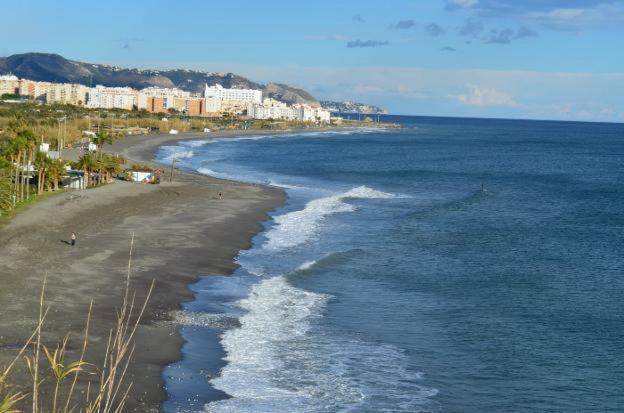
[1,0,624,122]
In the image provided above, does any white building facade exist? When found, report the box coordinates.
[204,97,222,113]
[247,98,331,122]
[205,83,262,104]
[87,85,137,110]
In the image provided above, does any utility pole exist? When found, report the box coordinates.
[63,118,66,157]
[169,157,176,182]
[58,117,66,159]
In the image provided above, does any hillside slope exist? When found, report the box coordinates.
[0,53,319,106]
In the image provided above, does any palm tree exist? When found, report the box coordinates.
[46,159,67,191]
[19,129,38,200]
[94,130,119,154]
[75,153,97,188]
[101,154,125,183]
[34,151,49,195]
[7,133,27,203]
[0,168,12,215]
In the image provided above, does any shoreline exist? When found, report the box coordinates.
[110,126,358,165]
[0,128,298,411]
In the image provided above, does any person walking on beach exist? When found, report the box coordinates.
[218,192,223,200]
[71,232,76,246]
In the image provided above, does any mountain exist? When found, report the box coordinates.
[320,100,387,114]
[264,83,320,107]
[0,53,319,106]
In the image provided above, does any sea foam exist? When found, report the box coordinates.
[204,275,437,413]
[196,167,239,181]
[263,185,397,251]
[158,145,196,162]
[180,139,212,148]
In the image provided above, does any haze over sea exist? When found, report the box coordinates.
[158,116,624,412]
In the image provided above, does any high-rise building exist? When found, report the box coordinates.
[0,74,20,96]
[139,87,190,111]
[46,83,89,106]
[204,84,262,104]
[87,85,137,110]
[247,98,331,122]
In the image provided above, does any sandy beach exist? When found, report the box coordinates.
[0,130,287,411]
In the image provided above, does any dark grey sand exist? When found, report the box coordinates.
[0,130,286,411]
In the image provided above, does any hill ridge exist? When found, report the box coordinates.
[0,52,319,107]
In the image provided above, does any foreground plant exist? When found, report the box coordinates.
[0,234,153,412]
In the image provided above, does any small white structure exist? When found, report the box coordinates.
[81,142,97,152]
[130,171,153,183]
[203,128,211,133]
[169,129,179,135]
[39,142,50,153]
[63,174,85,189]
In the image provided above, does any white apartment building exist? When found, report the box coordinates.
[205,83,262,104]
[248,98,331,122]
[247,98,299,120]
[299,105,331,123]
[87,85,137,110]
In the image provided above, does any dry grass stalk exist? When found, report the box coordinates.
[0,234,154,413]
[86,232,154,413]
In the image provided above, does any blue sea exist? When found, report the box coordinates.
[157,116,624,412]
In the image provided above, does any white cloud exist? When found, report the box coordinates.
[446,0,479,10]
[304,34,349,41]
[529,8,586,20]
[455,85,516,106]
[447,1,624,29]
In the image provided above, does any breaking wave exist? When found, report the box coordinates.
[263,186,397,251]
[204,276,437,413]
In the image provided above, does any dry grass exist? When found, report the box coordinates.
[0,234,154,413]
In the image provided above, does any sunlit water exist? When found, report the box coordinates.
[158,116,624,412]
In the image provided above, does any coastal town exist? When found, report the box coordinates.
[0,74,332,122]
[0,70,341,218]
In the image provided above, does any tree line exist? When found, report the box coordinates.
[0,115,125,217]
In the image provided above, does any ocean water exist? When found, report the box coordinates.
[158,116,624,412]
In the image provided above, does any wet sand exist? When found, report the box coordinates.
[0,130,287,411]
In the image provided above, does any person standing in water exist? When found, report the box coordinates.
[71,232,76,246]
